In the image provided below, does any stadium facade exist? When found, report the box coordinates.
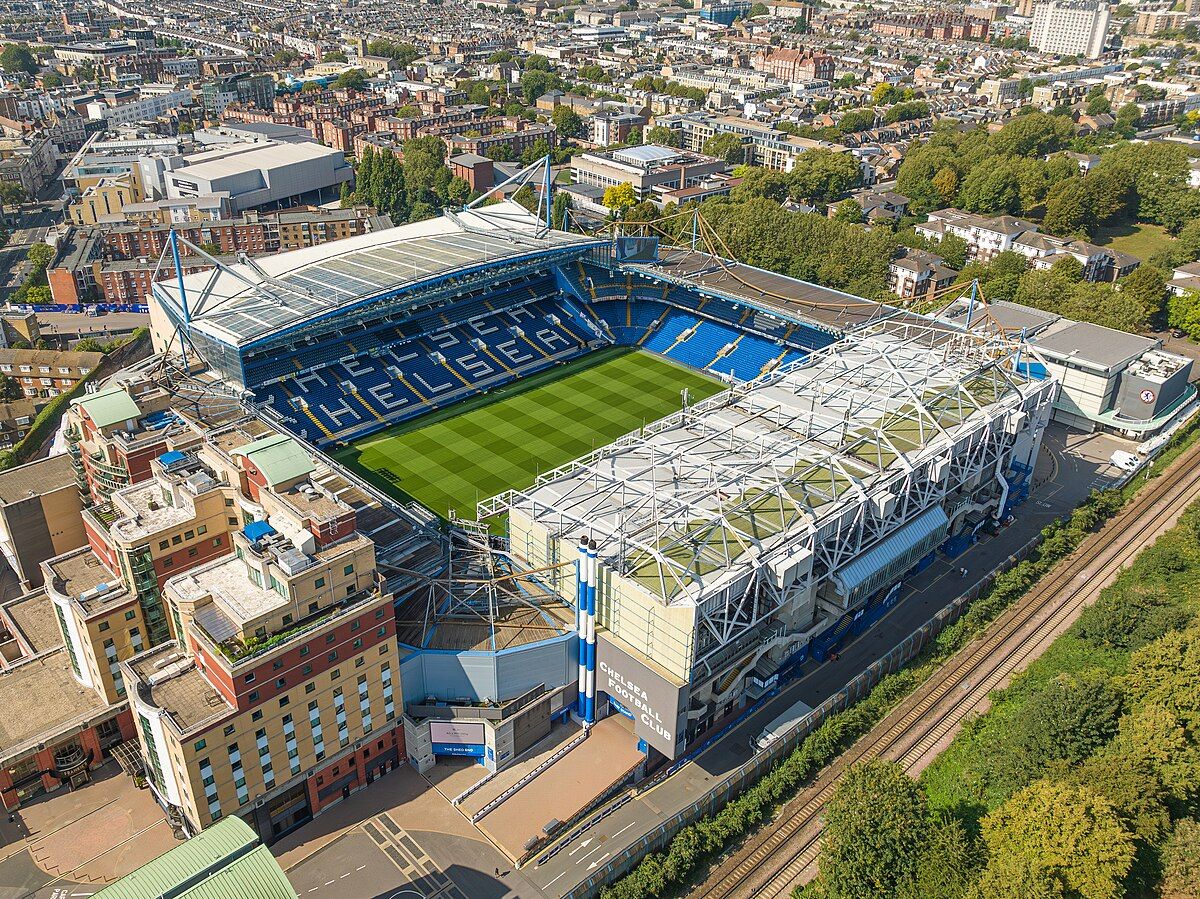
[148,200,1055,767]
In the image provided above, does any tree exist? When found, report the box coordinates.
[512,183,538,213]
[937,234,969,271]
[366,40,419,67]
[1123,626,1200,732]
[956,156,1024,215]
[603,182,637,215]
[895,814,980,899]
[550,106,583,139]
[524,54,551,71]
[0,44,37,75]
[646,125,680,148]
[445,176,471,206]
[1161,818,1200,899]
[1062,282,1147,333]
[41,71,61,89]
[301,80,324,93]
[1087,93,1112,116]
[819,760,928,899]
[1119,265,1167,322]
[788,149,861,204]
[1168,289,1200,339]
[1011,673,1124,775]
[322,50,348,62]
[837,108,877,134]
[980,780,1135,899]
[402,136,449,207]
[1043,177,1091,236]
[551,191,572,230]
[0,181,26,217]
[1105,703,1200,808]
[703,133,745,165]
[333,69,368,91]
[748,1,768,14]
[832,199,863,224]
[0,374,21,402]
[26,243,53,271]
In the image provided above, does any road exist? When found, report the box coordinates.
[697,429,1200,899]
[0,200,62,300]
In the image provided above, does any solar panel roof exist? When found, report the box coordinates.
[153,202,599,348]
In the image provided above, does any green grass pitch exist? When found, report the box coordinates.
[332,347,726,523]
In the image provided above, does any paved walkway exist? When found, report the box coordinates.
[477,717,643,862]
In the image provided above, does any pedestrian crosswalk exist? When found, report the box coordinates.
[362,814,468,899]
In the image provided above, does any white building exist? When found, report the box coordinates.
[1029,0,1110,59]
[161,141,353,214]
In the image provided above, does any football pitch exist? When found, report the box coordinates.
[332,347,725,523]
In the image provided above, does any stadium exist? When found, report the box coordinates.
[149,177,1056,766]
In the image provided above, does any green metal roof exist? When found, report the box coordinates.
[71,386,141,430]
[232,433,314,486]
[93,817,295,899]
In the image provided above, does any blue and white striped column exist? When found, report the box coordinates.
[585,539,598,723]
[577,536,588,717]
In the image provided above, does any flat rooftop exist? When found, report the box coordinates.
[127,646,233,736]
[0,454,75,505]
[638,248,892,334]
[1030,319,1157,371]
[155,202,601,349]
[46,549,129,613]
[0,648,118,764]
[1,590,62,656]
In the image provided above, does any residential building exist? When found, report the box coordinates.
[571,145,728,202]
[1029,0,1111,59]
[756,50,835,84]
[916,208,1038,262]
[888,247,959,300]
[0,455,88,589]
[0,349,103,401]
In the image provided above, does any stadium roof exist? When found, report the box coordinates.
[496,318,1041,606]
[154,202,600,349]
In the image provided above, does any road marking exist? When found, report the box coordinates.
[325,881,335,886]
[356,866,366,871]
[611,822,636,839]
[545,871,567,888]
[587,852,611,871]
[576,844,606,866]
[568,838,593,856]
[340,872,351,878]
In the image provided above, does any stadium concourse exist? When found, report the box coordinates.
[147,196,1056,856]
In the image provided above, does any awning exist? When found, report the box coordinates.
[832,504,949,597]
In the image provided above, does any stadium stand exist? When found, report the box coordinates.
[250,260,832,444]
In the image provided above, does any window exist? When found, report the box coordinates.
[224,724,235,737]
[331,669,340,680]
[299,646,309,657]
[375,609,385,620]
[328,651,337,663]
[350,620,360,633]
[212,538,221,547]
[163,558,174,568]
[251,709,262,721]
[198,524,207,535]
[225,498,234,507]
[172,535,182,546]
[194,739,206,751]
[184,530,194,540]
[125,610,136,621]
[302,664,312,675]
[187,547,197,558]
[282,614,293,626]
[228,517,238,526]
[314,577,325,589]
[346,585,355,596]
[343,564,354,576]
[244,673,256,684]
[273,659,283,670]
[326,633,335,645]
[353,638,362,650]
[308,602,319,614]
[279,696,290,707]
[305,683,315,694]
[275,678,285,689]
[248,690,259,702]
[98,621,109,632]
[377,626,386,637]
[159,540,169,551]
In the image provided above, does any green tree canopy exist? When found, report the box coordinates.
[550,105,583,139]
[703,132,746,165]
[980,780,1136,899]
[820,760,928,899]
[0,44,37,75]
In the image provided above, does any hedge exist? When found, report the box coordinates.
[601,415,1200,899]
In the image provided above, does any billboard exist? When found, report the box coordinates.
[430,721,486,757]
[596,635,689,758]
[613,236,659,263]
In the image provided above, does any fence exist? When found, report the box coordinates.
[557,533,1044,899]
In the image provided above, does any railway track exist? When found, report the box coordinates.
[698,438,1200,899]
